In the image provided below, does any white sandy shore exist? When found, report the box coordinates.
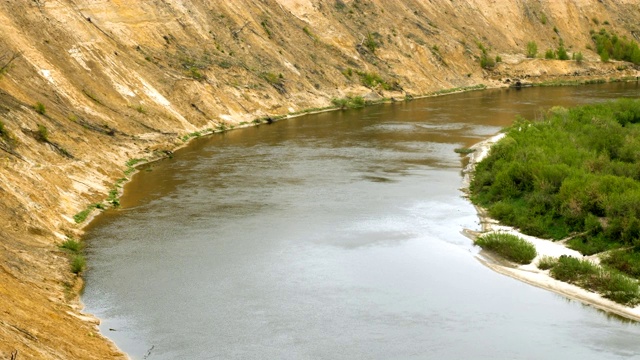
[463,133,640,322]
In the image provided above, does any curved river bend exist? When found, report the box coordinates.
[84,83,640,360]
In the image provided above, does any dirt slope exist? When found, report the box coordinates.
[0,0,639,358]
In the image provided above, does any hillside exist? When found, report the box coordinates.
[0,0,639,358]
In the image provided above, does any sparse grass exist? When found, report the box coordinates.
[476,232,537,264]
[430,84,486,96]
[73,205,95,224]
[107,188,120,207]
[133,105,146,114]
[218,60,232,69]
[34,102,46,115]
[454,147,476,154]
[303,26,319,43]
[261,20,272,39]
[60,238,83,253]
[548,256,640,305]
[363,32,379,53]
[83,90,103,105]
[260,72,286,94]
[537,256,558,270]
[540,13,547,25]
[125,158,147,167]
[331,96,366,109]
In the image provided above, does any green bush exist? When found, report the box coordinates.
[476,232,537,264]
[544,49,556,59]
[60,238,83,253]
[557,43,569,60]
[574,52,584,63]
[601,249,640,279]
[34,102,46,115]
[36,124,49,142]
[526,41,538,58]
[71,255,86,274]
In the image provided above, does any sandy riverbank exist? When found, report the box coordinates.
[463,133,640,322]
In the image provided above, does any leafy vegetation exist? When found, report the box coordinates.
[475,232,537,264]
[470,99,640,270]
[591,29,640,65]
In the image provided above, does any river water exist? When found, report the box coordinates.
[84,83,640,360]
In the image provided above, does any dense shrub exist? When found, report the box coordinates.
[592,29,640,65]
[470,99,640,270]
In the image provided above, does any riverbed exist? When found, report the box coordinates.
[83,83,640,360]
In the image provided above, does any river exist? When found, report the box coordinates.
[83,83,640,359]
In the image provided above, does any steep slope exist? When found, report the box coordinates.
[0,0,638,358]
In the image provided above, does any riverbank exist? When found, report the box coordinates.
[463,133,640,322]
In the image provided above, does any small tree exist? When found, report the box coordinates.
[600,49,610,62]
[574,52,584,63]
[545,49,556,59]
[557,44,569,60]
[526,41,538,58]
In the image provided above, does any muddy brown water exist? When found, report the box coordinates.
[84,83,640,360]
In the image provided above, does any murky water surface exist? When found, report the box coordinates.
[84,84,640,359]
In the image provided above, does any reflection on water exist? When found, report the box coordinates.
[84,83,640,360]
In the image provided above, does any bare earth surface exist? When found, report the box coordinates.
[0,0,639,358]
